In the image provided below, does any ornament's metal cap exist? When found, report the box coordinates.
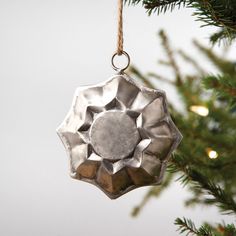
[57,74,182,199]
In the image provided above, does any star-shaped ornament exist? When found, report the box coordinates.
[57,73,182,199]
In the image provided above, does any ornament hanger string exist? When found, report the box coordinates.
[117,0,123,55]
[111,0,130,72]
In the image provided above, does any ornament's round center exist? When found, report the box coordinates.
[90,111,140,160]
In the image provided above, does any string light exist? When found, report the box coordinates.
[206,148,218,159]
[190,105,209,117]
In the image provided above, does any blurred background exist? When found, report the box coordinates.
[0,0,235,235]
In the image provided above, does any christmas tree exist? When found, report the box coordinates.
[126,0,236,43]
[126,1,236,235]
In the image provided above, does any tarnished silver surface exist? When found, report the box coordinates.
[90,111,140,160]
[57,73,182,199]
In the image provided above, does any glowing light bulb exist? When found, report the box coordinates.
[206,148,218,159]
[190,105,209,117]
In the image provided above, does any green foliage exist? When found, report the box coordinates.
[131,172,173,217]
[125,0,188,14]
[175,218,236,236]
[175,218,214,236]
[125,0,236,43]
[203,75,236,107]
[170,154,236,214]
[128,30,236,235]
[126,0,188,14]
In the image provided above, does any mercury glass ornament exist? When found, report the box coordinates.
[57,73,182,199]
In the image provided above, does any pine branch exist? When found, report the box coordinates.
[193,40,236,75]
[221,224,236,236]
[125,0,236,42]
[191,1,236,30]
[203,74,236,106]
[209,29,236,44]
[128,66,156,88]
[170,154,236,215]
[175,218,199,235]
[129,29,236,234]
[176,219,236,236]
[125,0,189,14]
[143,0,187,15]
[175,217,214,236]
[177,49,206,76]
[159,30,182,85]
[204,75,236,96]
[131,173,173,217]
[190,170,236,214]
[147,72,175,85]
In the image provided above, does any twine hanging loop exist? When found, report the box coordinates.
[117,0,124,55]
[111,0,130,72]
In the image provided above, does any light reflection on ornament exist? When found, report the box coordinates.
[206,148,218,159]
[190,105,209,117]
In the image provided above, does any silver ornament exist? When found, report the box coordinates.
[57,73,182,199]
